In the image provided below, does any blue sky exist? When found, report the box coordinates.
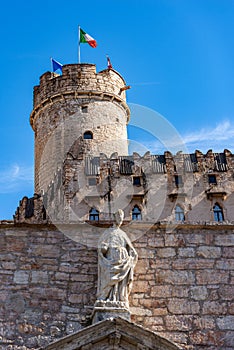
[1,0,234,219]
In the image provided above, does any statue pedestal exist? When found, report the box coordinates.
[92,300,131,324]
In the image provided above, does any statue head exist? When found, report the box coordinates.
[114,209,124,227]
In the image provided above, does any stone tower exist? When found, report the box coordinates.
[30,64,130,194]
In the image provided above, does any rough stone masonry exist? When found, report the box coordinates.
[0,222,233,349]
[1,63,234,349]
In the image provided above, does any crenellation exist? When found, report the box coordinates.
[32,64,127,114]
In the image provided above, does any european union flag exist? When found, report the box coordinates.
[51,58,63,72]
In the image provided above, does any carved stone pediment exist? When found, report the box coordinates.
[42,317,180,350]
[205,187,227,200]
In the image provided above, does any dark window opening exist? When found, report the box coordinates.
[84,131,93,139]
[213,203,224,222]
[89,208,99,221]
[175,175,183,187]
[88,177,96,186]
[25,197,34,218]
[81,106,88,113]
[119,157,134,175]
[175,205,185,222]
[132,205,142,220]
[133,176,141,186]
[208,174,217,185]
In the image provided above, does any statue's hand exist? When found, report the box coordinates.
[101,244,108,255]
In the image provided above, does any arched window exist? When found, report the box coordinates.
[83,131,93,139]
[213,203,224,222]
[175,205,185,222]
[132,205,142,221]
[89,208,99,221]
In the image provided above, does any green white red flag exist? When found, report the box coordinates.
[79,28,97,48]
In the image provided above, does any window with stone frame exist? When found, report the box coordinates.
[175,175,183,187]
[175,205,185,222]
[213,203,224,222]
[83,131,93,139]
[88,177,97,186]
[132,205,142,220]
[89,208,99,221]
[132,176,141,186]
[208,174,217,185]
[81,106,88,113]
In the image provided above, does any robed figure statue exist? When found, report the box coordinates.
[97,209,138,306]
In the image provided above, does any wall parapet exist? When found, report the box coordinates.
[31,64,129,129]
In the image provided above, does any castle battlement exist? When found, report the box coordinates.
[31,64,130,130]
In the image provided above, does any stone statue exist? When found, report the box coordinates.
[97,209,138,306]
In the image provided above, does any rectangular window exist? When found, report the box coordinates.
[133,176,141,186]
[175,175,183,187]
[208,174,217,184]
[81,106,88,113]
[88,177,97,186]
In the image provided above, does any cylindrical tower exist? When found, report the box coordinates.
[30,64,130,193]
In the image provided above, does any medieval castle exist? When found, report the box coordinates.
[0,63,234,349]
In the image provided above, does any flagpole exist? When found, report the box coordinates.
[50,57,53,77]
[78,25,81,63]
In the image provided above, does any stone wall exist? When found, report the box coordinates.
[14,149,234,225]
[0,222,233,349]
[130,224,234,349]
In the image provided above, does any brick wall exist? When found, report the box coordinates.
[0,223,233,349]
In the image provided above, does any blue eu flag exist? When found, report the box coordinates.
[51,58,63,72]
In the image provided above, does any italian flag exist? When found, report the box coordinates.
[80,28,97,48]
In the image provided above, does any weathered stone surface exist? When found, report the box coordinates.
[13,271,30,284]
[197,246,221,258]
[190,286,208,300]
[167,299,200,314]
[31,271,48,284]
[1,223,234,350]
[217,316,234,330]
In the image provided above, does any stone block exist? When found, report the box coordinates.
[178,248,195,257]
[31,271,48,284]
[130,306,152,316]
[190,286,208,300]
[1,261,17,270]
[217,316,234,330]
[193,316,215,329]
[167,299,200,314]
[197,246,221,258]
[223,247,234,258]
[215,234,234,246]
[157,248,176,258]
[13,271,29,284]
[216,259,234,270]
[202,301,227,315]
[54,272,70,281]
[196,270,229,284]
[156,270,195,285]
[151,285,172,298]
[165,315,193,331]
[218,286,233,301]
